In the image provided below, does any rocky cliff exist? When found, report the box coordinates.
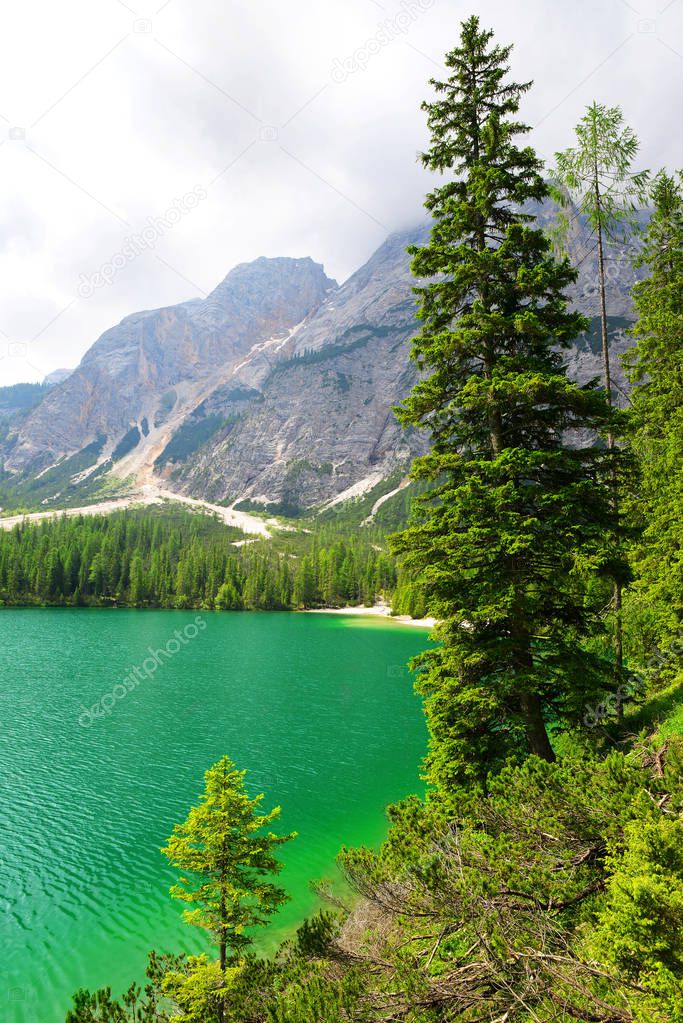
[1,206,640,512]
[165,225,430,508]
[5,258,336,476]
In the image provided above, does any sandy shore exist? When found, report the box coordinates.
[304,603,437,629]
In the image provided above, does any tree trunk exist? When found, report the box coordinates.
[596,210,625,715]
[520,691,556,761]
[510,584,555,762]
[489,405,504,456]
[218,898,227,1023]
[596,219,612,418]
[614,578,624,721]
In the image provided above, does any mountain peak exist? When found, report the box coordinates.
[5,253,337,475]
[209,254,336,295]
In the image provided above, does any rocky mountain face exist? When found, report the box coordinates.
[0,381,61,454]
[42,368,74,386]
[2,205,640,512]
[5,258,336,476]
[167,225,430,508]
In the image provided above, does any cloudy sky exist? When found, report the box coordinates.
[0,0,680,385]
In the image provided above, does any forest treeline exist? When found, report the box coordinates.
[0,507,400,610]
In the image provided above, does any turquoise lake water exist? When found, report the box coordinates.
[0,609,429,1022]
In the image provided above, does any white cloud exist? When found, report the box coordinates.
[0,0,680,384]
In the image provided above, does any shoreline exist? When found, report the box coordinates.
[303,603,437,629]
[0,602,437,628]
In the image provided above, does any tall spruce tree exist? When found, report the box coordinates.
[623,171,683,655]
[393,16,625,792]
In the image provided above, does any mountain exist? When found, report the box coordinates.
[5,258,336,477]
[0,381,60,454]
[1,206,640,514]
[165,225,431,510]
[43,368,74,386]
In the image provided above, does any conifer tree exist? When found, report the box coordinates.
[623,170,683,654]
[393,16,624,791]
[553,103,648,405]
[161,756,295,1021]
[553,105,648,698]
[292,555,317,608]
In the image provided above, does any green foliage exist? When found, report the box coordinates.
[598,816,683,973]
[162,756,295,967]
[323,370,351,393]
[267,967,369,1023]
[292,911,340,958]
[552,102,649,244]
[594,817,683,1017]
[623,171,683,664]
[66,982,157,1023]
[154,389,177,427]
[0,381,50,415]
[552,102,649,708]
[392,15,624,787]
[276,460,336,516]
[0,436,108,512]
[266,323,399,379]
[155,415,234,470]
[335,740,683,1022]
[0,505,398,610]
[67,739,683,1023]
[159,955,224,1023]
[111,426,141,463]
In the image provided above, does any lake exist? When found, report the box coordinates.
[0,609,429,1022]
